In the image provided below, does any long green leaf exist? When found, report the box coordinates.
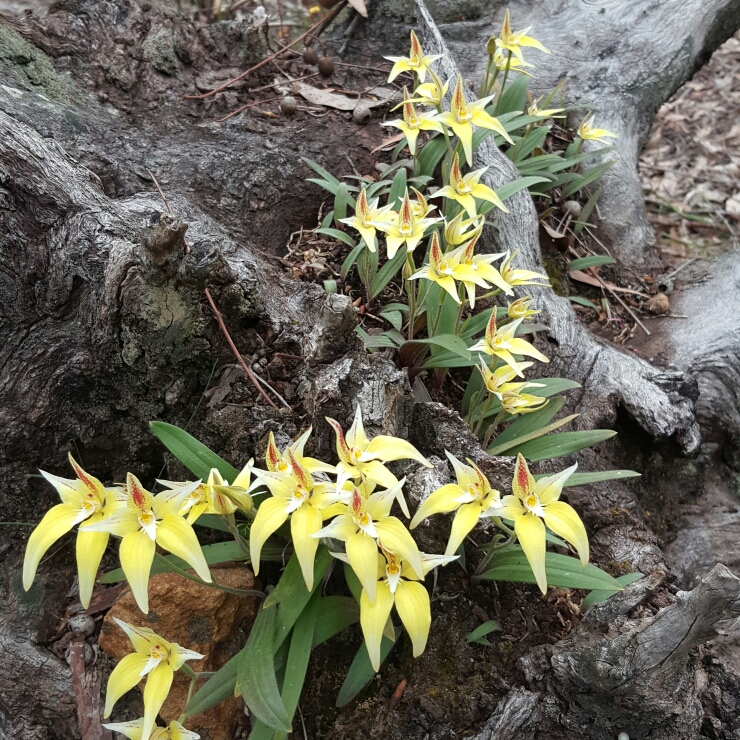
[568,255,616,272]
[581,572,644,611]
[387,167,407,207]
[568,296,601,311]
[312,596,360,647]
[336,626,401,707]
[487,413,580,456]
[417,134,447,178]
[478,177,549,213]
[316,227,356,249]
[333,183,354,227]
[573,186,602,235]
[537,469,641,487]
[496,74,529,116]
[480,547,623,591]
[302,157,341,188]
[491,397,566,449]
[466,619,502,645]
[237,604,291,732]
[507,125,549,164]
[502,429,616,461]
[184,649,241,717]
[149,422,238,482]
[369,247,406,299]
[563,160,615,197]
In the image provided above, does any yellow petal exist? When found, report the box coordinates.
[374,517,423,578]
[535,463,578,505]
[101,719,145,740]
[365,436,431,467]
[104,652,150,717]
[290,503,322,590]
[512,454,534,500]
[507,337,550,363]
[112,617,159,654]
[169,720,201,740]
[444,502,482,556]
[360,582,395,671]
[542,501,589,565]
[394,580,431,657]
[76,528,109,609]
[23,504,79,591]
[514,513,547,594]
[409,484,466,528]
[361,459,399,489]
[156,515,211,583]
[347,532,380,605]
[120,529,156,614]
[249,497,289,575]
[347,405,370,449]
[142,663,174,740]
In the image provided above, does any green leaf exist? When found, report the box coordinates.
[477,177,549,214]
[272,547,333,650]
[344,562,363,604]
[307,177,339,196]
[567,255,616,272]
[333,183,354,228]
[356,327,404,350]
[568,296,601,311]
[369,248,407,299]
[417,134,447,179]
[275,591,319,739]
[99,541,249,584]
[507,125,549,164]
[480,547,623,591]
[184,650,241,717]
[501,429,616,461]
[563,160,615,197]
[581,573,644,611]
[380,310,403,331]
[194,514,232,533]
[536,469,640,487]
[303,157,341,188]
[487,414,580,456]
[237,603,292,732]
[336,626,402,707]
[466,619,502,645]
[312,596,360,647]
[149,422,238,482]
[496,74,529,116]
[491,397,566,449]
[573,186,602,235]
[387,167,407,208]
[316,227,357,249]
[324,279,338,294]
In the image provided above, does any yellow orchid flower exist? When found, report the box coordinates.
[527,96,564,118]
[264,428,336,476]
[358,549,457,671]
[383,88,444,155]
[492,45,534,75]
[444,211,484,247]
[499,250,551,288]
[434,76,513,165]
[410,452,502,555]
[409,69,448,106]
[500,388,549,415]
[338,188,394,253]
[497,9,550,65]
[23,453,125,609]
[103,719,199,740]
[577,113,617,143]
[488,454,588,594]
[407,232,488,306]
[158,464,253,523]
[446,230,513,304]
[467,311,549,376]
[385,30,442,83]
[374,188,441,259]
[313,485,423,602]
[409,187,436,218]
[477,358,549,415]
[437,152,509,219]
[249,451,339,590]
[325,405,433,490]
[104,618,204,740]
[508,295,540,320]
[82,474,211,614]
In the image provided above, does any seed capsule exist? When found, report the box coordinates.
[302,47,319,66]
[318,56,334,77]
[280,96,298,116]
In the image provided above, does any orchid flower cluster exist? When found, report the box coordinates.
[23,404,594,737]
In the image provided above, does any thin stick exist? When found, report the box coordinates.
[204,288,279,408]
[594,274,651,337]
[183,1,348,100]
[147,168,190,254]
[216,95,283,123]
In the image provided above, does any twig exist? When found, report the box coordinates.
[183,1,348,100]
[662,257,697,280]
[204,288,280,408]
[594,274,651,337]
[147,168,190,254]
[215,95,283,122]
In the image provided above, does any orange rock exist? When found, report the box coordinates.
[99,567,260,740]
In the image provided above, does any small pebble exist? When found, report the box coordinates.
[618,733,630,740]
[562,200,582,218]
[279,96,297,116]
[68,613,96,637]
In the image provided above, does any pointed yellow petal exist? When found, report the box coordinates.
[101,719,145,740]
[112,617,159,654]
[365,436,431,466]
[156,516,211,583]
[120,529,156,614]
[347,532,380,604]
[514,513,547,594]
[361,459,399,489]
[290,503,322,590]
[542,501,589,565]
[512,454,535,501]
[347,406,370,449]
[360,582,395,671]
[142,663,174,740]
[409,484,466,528]
[249,497,289,575]
[104,652,150,717]
[394,580,431,657]
[535,463,578,505]
[374,517,423,578]
[506,338,550,363]
[169,720,201,740]
[76,528,109,609]
[444,502,482,556]
[23,504,79,591]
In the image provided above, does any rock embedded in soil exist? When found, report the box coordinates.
[99,567,260,740]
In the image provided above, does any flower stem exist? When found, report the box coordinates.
[473,392,495,437]
[494,51,512,116]
[405,252,418,340]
